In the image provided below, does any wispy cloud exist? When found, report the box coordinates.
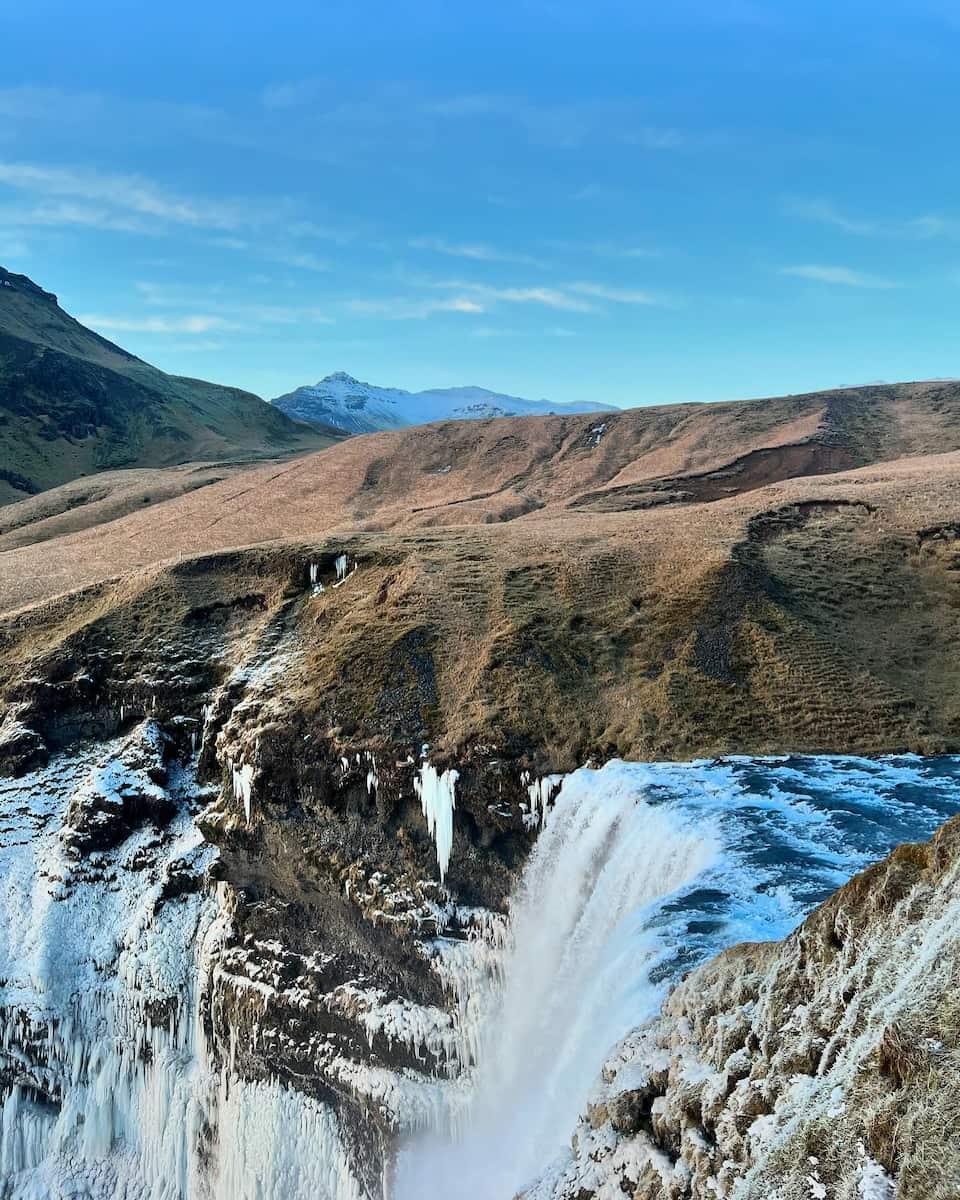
[0,160,246,230]
[780,264,898,289]
[92,284,335,334]
[589,241,662,260]
[347,296,485,320]
[0,200,161,235]
[357,276,662,322]
[409,235,544,267]
[908,214,960,238]
[421,93,689,151]
[265,249,330,272]
[260,83,699,154]
[0,159,346,268]
[77,313,238,334]
[481,286,594,312]
[567,281,669,305]
[431,278,672,311]
[787,197,960,241]
[784,199,879,236]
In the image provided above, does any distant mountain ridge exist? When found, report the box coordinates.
[271,370,616,434]
[0,266,336,505]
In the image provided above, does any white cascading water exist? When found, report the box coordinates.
[393,754,960,1199]
[393,767,719,1200]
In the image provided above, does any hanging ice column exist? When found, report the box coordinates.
[232,761,254,823]
[414,763,459,883]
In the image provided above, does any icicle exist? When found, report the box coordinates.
[366,755,379,796]
[232,763,254,823]
[413,763,459,883]
[335,554,348,582]
[525,774,565,828]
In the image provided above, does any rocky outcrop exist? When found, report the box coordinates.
[526,817,960,1200]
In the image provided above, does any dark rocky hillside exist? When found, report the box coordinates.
[0,266,338,503]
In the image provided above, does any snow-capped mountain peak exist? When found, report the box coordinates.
[271,372,615,435]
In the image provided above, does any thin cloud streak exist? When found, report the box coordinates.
[788,197,960,241]
[347,296,485,320]
[780,264,898,289]
[431,278,673,311]
[0,160,246,230]
[77,313,238,334]
[409,236,545,267]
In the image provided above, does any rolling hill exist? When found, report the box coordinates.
[0,266,337,504]
[3,376,960,766]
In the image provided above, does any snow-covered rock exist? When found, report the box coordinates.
[271,371,614,435]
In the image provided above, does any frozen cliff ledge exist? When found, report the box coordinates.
[524,813,960,1200]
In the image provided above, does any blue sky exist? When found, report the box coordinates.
[3,0,959,407]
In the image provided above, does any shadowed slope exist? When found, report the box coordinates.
[0,266,338,502]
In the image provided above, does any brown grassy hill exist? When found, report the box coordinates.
[0,265,338,503]
[2,432,960,766]
[2,378,960,610]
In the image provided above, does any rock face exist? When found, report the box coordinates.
[0,549,539,1196]
[526,817,960,1200]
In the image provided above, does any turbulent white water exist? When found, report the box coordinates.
[2,733,959,1200]
[394,767,718,1199]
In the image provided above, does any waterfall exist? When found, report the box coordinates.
[393,765,719,1200]
[393,753,960,1200]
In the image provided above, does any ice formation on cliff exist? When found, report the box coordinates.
[232,761,254,822]
[413,762,459,882]
[3,716,960,1200]
[0,731,363,1200]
